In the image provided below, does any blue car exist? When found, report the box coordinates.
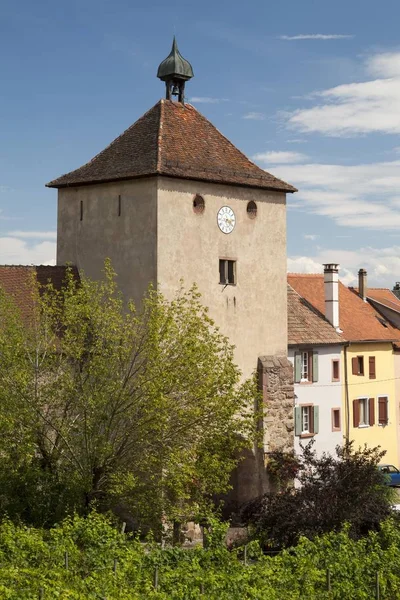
[378,464,400,486]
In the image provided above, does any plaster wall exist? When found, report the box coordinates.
[346,342,398,466]
[394,351,400,467]
[57,178,158,309]
[288,346,342,457]
[156,177,288,380]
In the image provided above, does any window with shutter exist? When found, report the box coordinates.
[378,396,388,425]
[352,356,364,376]
[355,397,370,427]
[295,350,314,383]
[296,405,317,436]
[369,356,376,379]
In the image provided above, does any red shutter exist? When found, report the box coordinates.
[378,397,388,425]
[353,399,360,427]
[369,357,376,379]
[369,398,375,426]
[352,357,358,375]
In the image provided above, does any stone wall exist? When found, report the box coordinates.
[258,355,295,454]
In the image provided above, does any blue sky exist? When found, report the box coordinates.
[2,0,400,286]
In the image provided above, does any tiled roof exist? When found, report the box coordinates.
[366,288,400,313]
[287,284,344,346]
[0,266,79,321]
[288,274,400,343]
[46,100,296,193]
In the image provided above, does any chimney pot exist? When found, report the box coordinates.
[358,268,367,302]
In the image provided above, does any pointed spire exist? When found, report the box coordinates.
[157,37,194,103]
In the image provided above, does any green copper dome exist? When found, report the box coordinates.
[157,37,194,82]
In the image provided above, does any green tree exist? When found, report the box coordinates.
[0,262,257,532]
[242,441,396,549]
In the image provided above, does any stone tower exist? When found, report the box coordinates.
[47,40,296,508]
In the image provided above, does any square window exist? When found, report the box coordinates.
[332,360,340,382]
[352,355,365,376]
[219,259,236,285]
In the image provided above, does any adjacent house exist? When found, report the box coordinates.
[287,283,344,456]
[351,270,400,467]
[289,264,400,466]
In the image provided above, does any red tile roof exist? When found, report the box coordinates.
[0,266,79,321]
[288,274,400,343]
[287,284,344,346]
[46,100,296,193]
[366,288,400,313]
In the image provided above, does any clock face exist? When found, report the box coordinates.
[217,206,236,234]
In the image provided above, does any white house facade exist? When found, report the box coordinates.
[287,282,344,458]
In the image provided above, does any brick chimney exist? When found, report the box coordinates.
[323,263,340,330]
[358,268,367,302]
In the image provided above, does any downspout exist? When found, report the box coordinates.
[344,343,350,444]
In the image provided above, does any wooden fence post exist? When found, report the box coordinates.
[113,558,118,575]
[154,566,159,590]
[64,551,68,570]
[244,545,248,566]
[376,571,380,600]
[326,568,331,591]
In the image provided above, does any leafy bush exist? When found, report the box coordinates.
[242,441,396,548]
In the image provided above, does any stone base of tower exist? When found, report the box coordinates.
[219,355,294,524]
[258,355,295,454]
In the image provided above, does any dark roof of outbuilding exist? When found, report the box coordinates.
[46,100,296,193]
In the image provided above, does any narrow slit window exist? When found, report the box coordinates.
[332,408,341,431]
[332,359,340,381]
[80,200,83,221]
[118,195,122,216]
[219,259,236,285]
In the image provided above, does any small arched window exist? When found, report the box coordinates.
[193,194,205,214]
[247,200,257,219]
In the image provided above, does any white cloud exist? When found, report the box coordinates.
[190,97,229,104]
[279,34,353,41]
[253,150,308,164]
[288,246,400,288]
[7,231,57,240]
[286,51,400,136]
[303,234,319,241]
[0,237,56,265]
[270,159,400,230]
[243,112,265,120]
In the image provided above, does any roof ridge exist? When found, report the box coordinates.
[156,99,164,173]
